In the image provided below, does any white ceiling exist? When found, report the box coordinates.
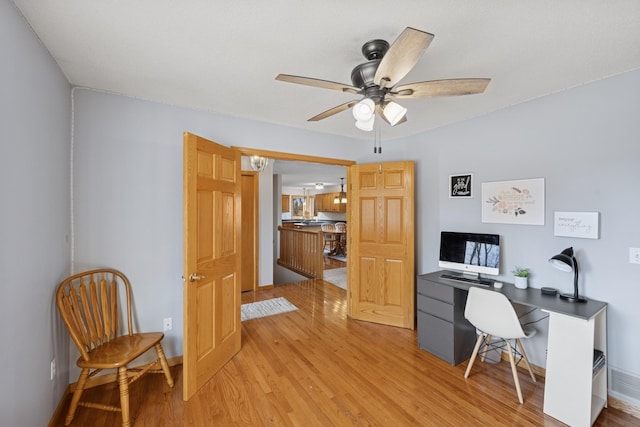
[11,1,640,185]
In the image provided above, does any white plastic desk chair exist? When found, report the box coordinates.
[463,286,537,404]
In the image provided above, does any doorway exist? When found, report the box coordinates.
[233,147,354,289]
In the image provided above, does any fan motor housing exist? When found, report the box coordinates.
[351,61,379,89]
[350,39,390,89]
[362,39,389,60]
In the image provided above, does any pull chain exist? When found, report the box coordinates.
[373,123,382,154]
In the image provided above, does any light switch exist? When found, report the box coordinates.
[630,248,640,264]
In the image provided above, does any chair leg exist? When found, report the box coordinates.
[464,333,485,379]
[118,367,131,427]
[516,338,536,382]
[65,368,89,425]
[505,339,524,404]
[155,343,174,387]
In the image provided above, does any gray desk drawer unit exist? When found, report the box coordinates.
[416,274,477,365]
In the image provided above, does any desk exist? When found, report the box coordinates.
[417,271,607,427]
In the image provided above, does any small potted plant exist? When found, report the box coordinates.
[512,267,530,289]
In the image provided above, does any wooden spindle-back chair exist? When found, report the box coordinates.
[334,222,347,255]
[56,269,174,426]
[321,223,337,253]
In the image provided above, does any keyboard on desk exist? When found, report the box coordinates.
[440,274,493,286]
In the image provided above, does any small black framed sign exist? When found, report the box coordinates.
[449,173,473,198]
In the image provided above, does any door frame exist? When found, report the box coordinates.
[241,171,259,292]
[232,146,355,288]
[231,147,355,168]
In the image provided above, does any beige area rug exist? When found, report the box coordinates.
[323,267,347,290]
[241,297,298,322]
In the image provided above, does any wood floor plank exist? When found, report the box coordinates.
[51,279,639,426]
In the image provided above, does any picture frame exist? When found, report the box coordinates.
[449,173,473,198]
[554,212,600,239]
[291,196,304,217]
[481,178,545,225]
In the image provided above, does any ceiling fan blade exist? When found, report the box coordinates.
[374,27,434,88]
[375,105,408,126]
[308,100,358,121]
[276,74,360,94]
[391,78,491,99]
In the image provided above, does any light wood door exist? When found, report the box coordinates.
[241,172,258,292]
[348,161,415,329]
[183,132,242,400]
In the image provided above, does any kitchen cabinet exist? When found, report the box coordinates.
[282,194,290,213]
[315,192,346,212]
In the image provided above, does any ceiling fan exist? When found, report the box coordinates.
[276,27,491,131]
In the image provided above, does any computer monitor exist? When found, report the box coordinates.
[438,231,500,278]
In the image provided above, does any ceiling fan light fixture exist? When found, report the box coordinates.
[382,101,407,126]
[352,98,375,121]
[355,115,375,131]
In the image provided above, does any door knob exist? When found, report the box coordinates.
[189,273,206,282]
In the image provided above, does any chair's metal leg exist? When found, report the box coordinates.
[118,367,131,427]
[464,333,485,379]
[516,338,536,382]
[65,368,89,425]
[505,339,524,404]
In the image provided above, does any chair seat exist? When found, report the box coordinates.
[77,332,164,369]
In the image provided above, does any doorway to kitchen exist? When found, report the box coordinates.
[233,147,354,290]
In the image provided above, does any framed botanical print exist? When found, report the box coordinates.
[481,178,545,225]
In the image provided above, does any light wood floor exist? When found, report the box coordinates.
[51,279,638,426]
[323,254,346,270]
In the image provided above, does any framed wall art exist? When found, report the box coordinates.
[449,173,473,198]
[481,178,545,225]
[554,211,600,239]
[291,196,305,217]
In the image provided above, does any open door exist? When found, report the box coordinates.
[348,161,415,329]
[183,132,242,400]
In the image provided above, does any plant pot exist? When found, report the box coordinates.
[514,276,528,289]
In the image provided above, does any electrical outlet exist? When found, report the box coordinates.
[50,359,56,381]
[630,248,640,264]
[163,317,172,331]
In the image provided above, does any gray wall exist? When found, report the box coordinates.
[407,69,640,378]
[3,0,640,422]
[0,1,71,425]
[70,88,368,379]
[71,69,640,393]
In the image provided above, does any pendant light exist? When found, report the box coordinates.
[333,178,347,204]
